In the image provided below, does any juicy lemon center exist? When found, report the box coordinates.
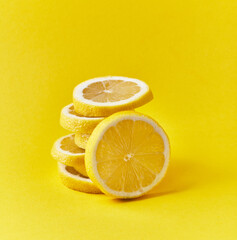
[124,153,134,162]
[103,89,112,93]
[82,80,140,103]
[96,119,166,192]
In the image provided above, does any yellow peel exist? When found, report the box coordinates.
[58,163,101,194]
[51,134,88,177]
[85,111,170,199]
[73,76,153,116]
[74,133,90,149]
[60,103,104,133]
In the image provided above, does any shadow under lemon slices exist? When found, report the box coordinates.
[112,158,220,202]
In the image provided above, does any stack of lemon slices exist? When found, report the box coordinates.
[51,76,170,199]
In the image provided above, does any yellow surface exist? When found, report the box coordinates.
[0,0,237,239]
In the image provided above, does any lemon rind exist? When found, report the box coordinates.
[85,111,170,199]
[58,163,101,194]
[51,134,88,177]
[74,133,90,149]
[73,76,153,116]
[60,103,104,133]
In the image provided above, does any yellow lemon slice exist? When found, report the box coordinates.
[58,163,101,194]
[51,134,88,177]
[85,111,170,199]
[73,76,153,116]
[60,103,104,133]
[74,133,90,149]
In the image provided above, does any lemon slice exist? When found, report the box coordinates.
[73,76,153,116]
[85,111,170,199]
[60,103,104,133]
[58,163,101,194]
[74,133,90,149]
[51,134,88,177]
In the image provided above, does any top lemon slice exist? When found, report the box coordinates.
[73,76,153,116]
[85,111,170,199]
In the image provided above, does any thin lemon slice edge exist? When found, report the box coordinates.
[74,133,90,149]
[58,163,101,194]
[60,103,104,133]
[51,134,88,177]
[73,76,153,116]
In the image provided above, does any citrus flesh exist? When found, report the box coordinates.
[73,76,153,116]
[51,134,88,177]
[82,80,140,102]
[85,111,170,199]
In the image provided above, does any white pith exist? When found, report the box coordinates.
[55,134,85,156]
[58,162,92,183]
[73,76,150,106]
[91,114,170,198]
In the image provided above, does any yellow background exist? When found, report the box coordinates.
[1,0,237,239]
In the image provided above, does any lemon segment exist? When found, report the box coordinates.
[51,134,88,177]
[74,133,90,149]
[60,103,104,133]
[58,163,101,194]
[73,76,153,116]
[85,111,170,199]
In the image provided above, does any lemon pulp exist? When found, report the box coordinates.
[82,80,140,103]
[95,119,166,192]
